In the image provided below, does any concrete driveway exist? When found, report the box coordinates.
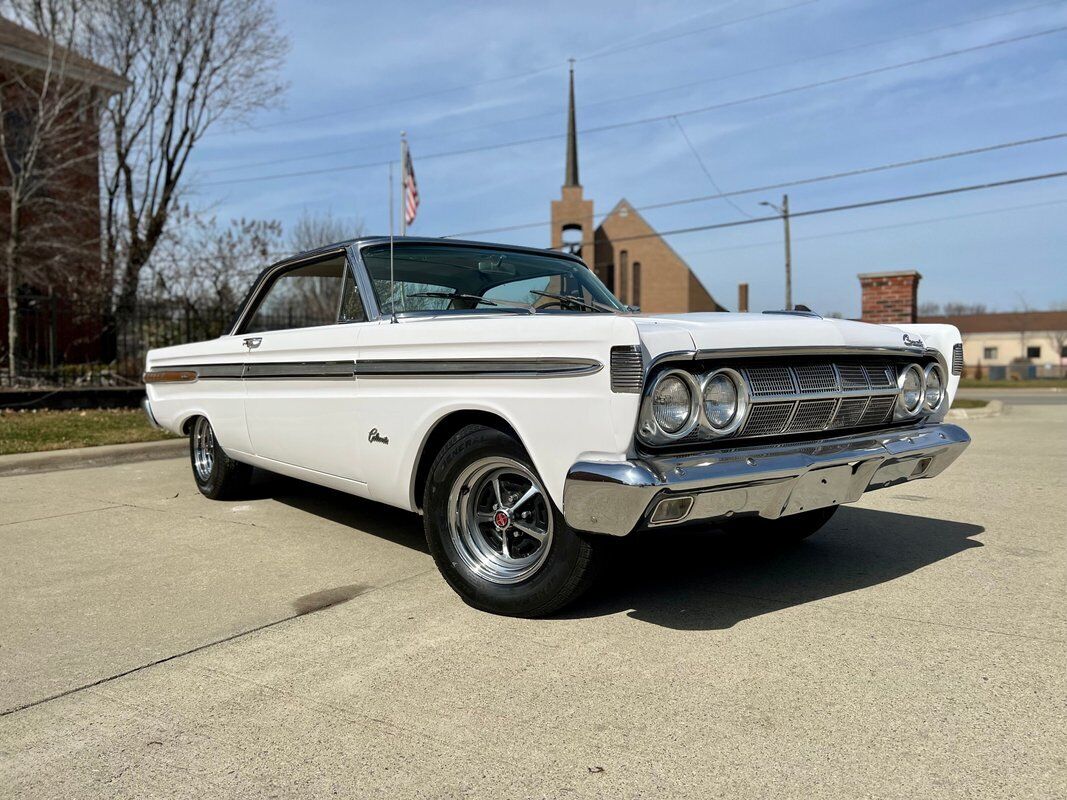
[1,403,1064,798]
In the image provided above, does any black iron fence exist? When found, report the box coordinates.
[0,294,234,388]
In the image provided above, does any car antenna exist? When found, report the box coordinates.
[389,140,397,323]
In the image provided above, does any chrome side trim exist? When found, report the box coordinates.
[243,361,355,379]
[353,357,602,378]
[563,423,971,535]
[144,362,354,380]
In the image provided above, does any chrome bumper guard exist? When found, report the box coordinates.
[563,423,970,535]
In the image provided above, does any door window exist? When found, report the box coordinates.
[242,256,347,333]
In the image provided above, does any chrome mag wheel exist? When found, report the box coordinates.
[192,416,216,482]
[448,456,554,585]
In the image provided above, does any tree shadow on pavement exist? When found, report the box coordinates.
[563,507,984,631]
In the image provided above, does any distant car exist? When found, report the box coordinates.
[143,237,971,616]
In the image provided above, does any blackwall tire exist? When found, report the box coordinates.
[189,416,252,500]
[423,424,599,617]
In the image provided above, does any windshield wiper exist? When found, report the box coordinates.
[529,290,613,313]
[406,291,535,313]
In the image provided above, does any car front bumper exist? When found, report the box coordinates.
[562,423,970,535]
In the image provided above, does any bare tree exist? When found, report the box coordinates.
[288,208,364,254]
[0,1,106,380]
[146,209,281,315]
[86,0,288,322]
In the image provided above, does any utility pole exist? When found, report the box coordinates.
[760,194,792,310]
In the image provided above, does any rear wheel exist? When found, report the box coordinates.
[423,425,599,617]
[189,416,252,500]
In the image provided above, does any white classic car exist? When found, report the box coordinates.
[144,237,971,616]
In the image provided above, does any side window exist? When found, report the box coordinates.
[339,267,367,322]
[1026,345,1041,359]
[983,347,997,360]
[243,257,346,333]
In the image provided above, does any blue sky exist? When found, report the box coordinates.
[187,0,1067,316]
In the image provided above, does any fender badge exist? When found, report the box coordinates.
[368,428,389,445]
[902,333,924,348]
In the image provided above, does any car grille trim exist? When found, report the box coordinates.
[678,359,909,443]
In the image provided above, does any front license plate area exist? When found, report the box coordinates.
[782,464,856,517]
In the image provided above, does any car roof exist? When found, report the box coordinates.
[268,236,586,270]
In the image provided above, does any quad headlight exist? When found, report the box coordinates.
[652,373,693,433]
[639,367,749,444]
[639,369,701,443]
[897,363,924,416]
[700,368,747,436]
[923,363,945,410]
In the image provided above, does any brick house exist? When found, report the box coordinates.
[858,269,1067,378]
[549,67,724,313]
[0,17,125,369]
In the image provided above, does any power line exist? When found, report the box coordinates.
[204,1,1067,175]
[670,116,755,219]
[677,197,1067,256]
[239,193,1067,273]
[441,130,1067,237]
[212,0,816,137]
[197,25,1067,188]
[567,170,1067,250]
[578,0,819,63]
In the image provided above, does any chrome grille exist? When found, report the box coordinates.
[794,364,837,393]
[787,399,837,433]
[830,397,869,429]
[641,355,926,448]
[864,363,895,389]
[860,395,895,425]
[743,366,795,396]
[952,343,964,375]
[741,402,794,436]
[837,364,869,390]
[610,345,643,393]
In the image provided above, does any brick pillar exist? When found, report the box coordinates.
[859,270,922,324]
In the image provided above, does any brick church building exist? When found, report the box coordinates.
[550,66,725,314]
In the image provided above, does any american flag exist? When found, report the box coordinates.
[403,146,419,226]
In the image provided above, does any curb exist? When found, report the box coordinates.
[946,399,1004,420]
[0,438,186,477]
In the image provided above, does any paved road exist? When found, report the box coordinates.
[1,403,1064,798]
[957,387,1067,405]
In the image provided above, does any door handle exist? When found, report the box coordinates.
[243,337,262,350]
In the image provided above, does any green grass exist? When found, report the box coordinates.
[959,378,1067,388]
[0,408,178,456]
[951,399,989,410]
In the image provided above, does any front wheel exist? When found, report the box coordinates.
[423,425,599,617]
[189,415,252,500]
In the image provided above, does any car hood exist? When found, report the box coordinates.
[632,312,921,359]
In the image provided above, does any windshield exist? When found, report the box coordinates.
[361,243,626,315]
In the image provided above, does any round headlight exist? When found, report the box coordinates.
[700,369,749,436]
[652,374,693,433]
[899,364,923,414]
[703,373,738,428]
[923,363,944,410]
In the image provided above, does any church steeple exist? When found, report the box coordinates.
[565,59,579,188]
